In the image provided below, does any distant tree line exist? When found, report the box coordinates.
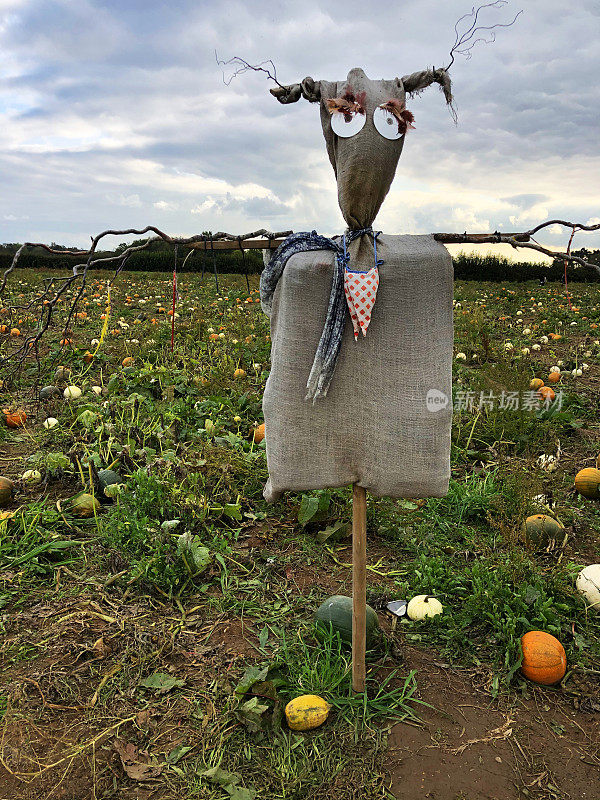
[1,240,599,282]
[453,250,600,282]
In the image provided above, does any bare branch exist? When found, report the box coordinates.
[215,52,287,91]
[433,220,600,276]
[446,2,523,70]
[0,226,292,380]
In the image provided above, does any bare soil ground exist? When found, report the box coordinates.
[0,560,598,800]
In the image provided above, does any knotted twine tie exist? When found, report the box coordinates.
[260,228,382,402]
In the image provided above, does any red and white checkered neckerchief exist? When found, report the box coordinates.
[344,265,379,339]
[341,231,382,339]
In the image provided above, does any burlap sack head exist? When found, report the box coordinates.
[271,66,453,230]
[319,68,405,229]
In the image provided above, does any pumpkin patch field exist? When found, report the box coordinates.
[0,269,599,800]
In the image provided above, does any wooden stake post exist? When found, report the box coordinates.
[352,484,367,693]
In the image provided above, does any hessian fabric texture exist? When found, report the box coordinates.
[262,234,454,502]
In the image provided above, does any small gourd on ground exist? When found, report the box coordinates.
[521,514,565,547]
[407,594,443,621]
[520,631,566,685]
[97,469,121,500]
[3,409,27,428]
[252,423,266,444]
[0,477,14,507]
[537,386,555,403]
[314,595,380,647]
[576,564,600,611]
[64,385,82,400]
[574,468,600,500]
[40,385,60,401]
[69,492,100,518]
[285,695,330,731]
[22,469,42,485]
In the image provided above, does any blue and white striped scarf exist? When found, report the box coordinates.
[260,228,381,402]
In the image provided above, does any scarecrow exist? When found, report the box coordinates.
[255,64,459,689]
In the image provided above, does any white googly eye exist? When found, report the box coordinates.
[330,110,366,138]
[373,106,403,140]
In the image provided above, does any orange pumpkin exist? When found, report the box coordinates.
[537,386,555,403]
[521,631,566,685]
[3,408,27,428]
[0,325,7,334]
[546,372,560,384]
[574,468,600,500]
[10,328,21,337]
[529,378,544,390]
[253,423,266,444]
[83,351,94,363]
[60,337,73,346]
[122,356,134,367]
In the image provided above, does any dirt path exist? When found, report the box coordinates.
[388,649,600,800]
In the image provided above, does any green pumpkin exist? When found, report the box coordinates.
[315,595,380,648]
[39,385,60,401]
[97,469,121,498]
[521,514,564,547]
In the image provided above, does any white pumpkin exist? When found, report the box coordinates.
[576,565,600,611]
[43,417,59,429]
[22,469,42,485]
[91,386,102,395]
[407,594,443,621]
[64,385,82,400]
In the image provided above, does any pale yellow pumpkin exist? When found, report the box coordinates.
[285,695,330,731]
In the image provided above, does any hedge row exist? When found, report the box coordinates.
[1,246,598,282]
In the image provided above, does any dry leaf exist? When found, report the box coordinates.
[113,739,163,780]
[92,637,107,657]
[135,709,152,731]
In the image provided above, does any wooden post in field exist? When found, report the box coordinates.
[352,483,367,693]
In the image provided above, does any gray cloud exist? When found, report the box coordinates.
[502,194,550,208]
[0,0,598,252]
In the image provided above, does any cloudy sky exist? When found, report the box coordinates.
[0,0,599,257]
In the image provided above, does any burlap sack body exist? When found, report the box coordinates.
[263,233,454,502]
